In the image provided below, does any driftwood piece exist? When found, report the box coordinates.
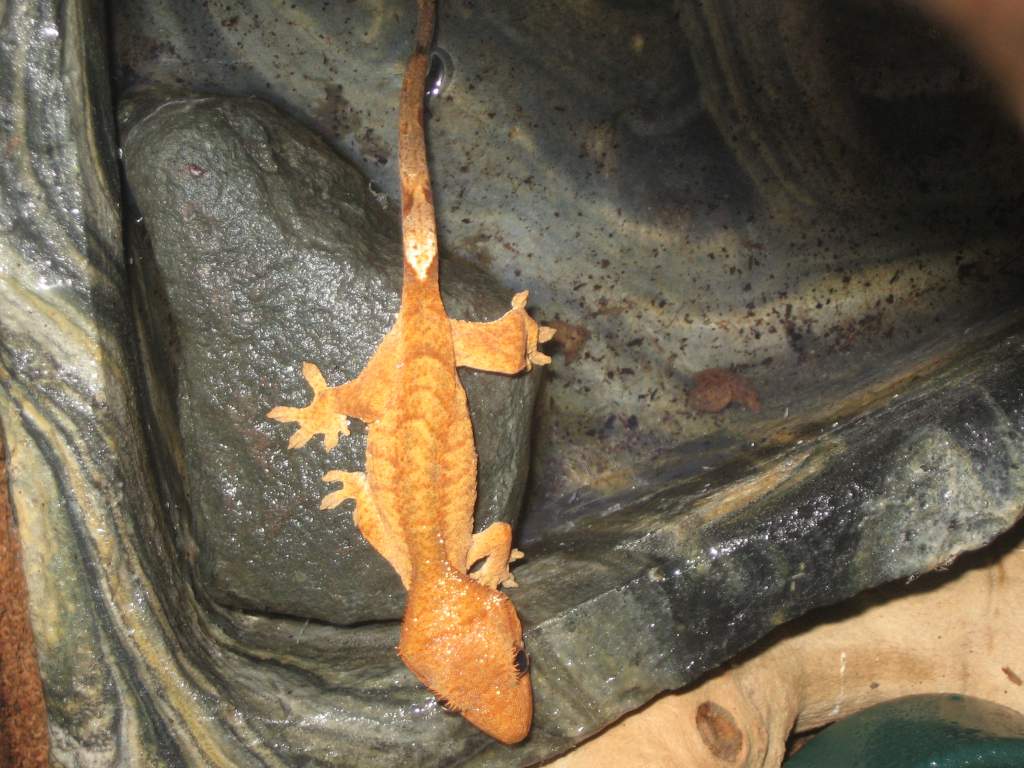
[549,528,1024,767]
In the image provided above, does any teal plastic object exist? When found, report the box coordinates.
[785,694,1024,768]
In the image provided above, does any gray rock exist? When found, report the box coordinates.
[120,92,541,625]
[112,0,1024,522]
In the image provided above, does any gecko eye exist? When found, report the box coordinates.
[426,47,453,99]
[514,648,530,678]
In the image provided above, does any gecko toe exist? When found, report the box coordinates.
[288,428,315,449]
[320,490,353,509]
[267,405,298,422]
[302,361,328,392]
[323,432,340,451]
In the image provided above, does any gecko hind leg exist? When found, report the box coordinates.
[322,470,412,589]
[466,522,523,590]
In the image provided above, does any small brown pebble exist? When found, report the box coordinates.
[688,368,762,414]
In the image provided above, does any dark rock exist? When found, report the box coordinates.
[488,324,1024,766]
[120,92,541,625]
[112,0,1024,522]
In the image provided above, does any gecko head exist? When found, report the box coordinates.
[399,570,532,744]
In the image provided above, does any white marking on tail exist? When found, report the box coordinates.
[406,232,436,280]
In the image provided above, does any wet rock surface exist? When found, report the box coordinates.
[120,92,541,624]
[113,0,1024,521]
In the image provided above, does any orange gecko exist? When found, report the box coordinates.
[267,0,552,745]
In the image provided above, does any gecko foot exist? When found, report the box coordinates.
[467,522,523,590]
[267,362,350,451]
[320,470,366,509]
[501,549,525,587]
[510,291,555,369]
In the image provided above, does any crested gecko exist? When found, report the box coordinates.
[267,0,552,745]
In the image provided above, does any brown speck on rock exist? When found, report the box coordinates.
[1003,666,1022,685]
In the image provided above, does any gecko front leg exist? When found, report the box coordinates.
[268,325,402,450]
[451,291,555,374]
